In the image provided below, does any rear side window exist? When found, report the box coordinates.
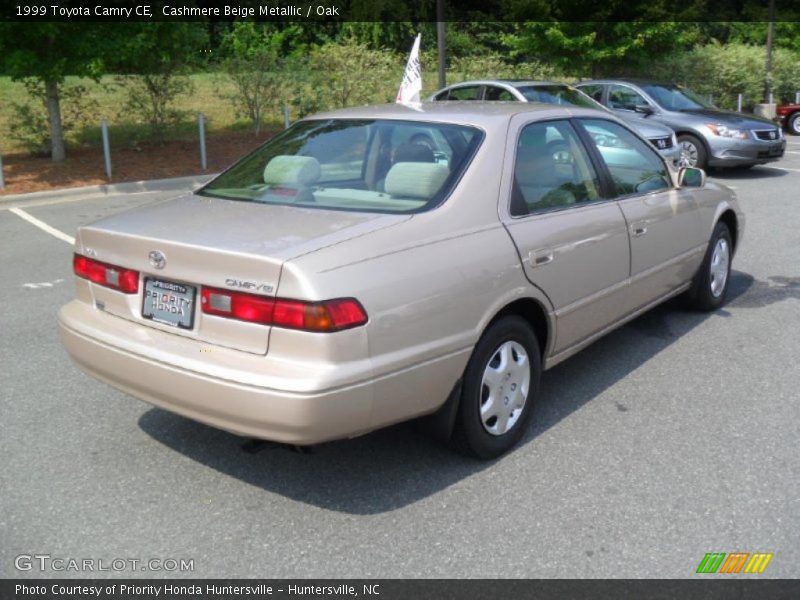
[579,119,670,197]
[510,120,602,217]
[578,84,604,103]
[484,86,516,101]
[448,86,482,100]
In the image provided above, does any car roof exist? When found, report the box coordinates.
[307,102,609,127]
[435,79,572,89]
[578,78,675,87]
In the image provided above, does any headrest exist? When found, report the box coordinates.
[384,162,450,200]
[263,155,321,187]
[393,143,435,163]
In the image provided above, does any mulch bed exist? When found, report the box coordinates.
[0,130,277,196]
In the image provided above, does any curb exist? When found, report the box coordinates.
[0,173,218,204]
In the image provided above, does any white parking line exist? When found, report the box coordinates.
[23,279,64,289]
[9,207,75,245]
[760,165,800,173]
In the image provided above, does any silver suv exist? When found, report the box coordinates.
[576,79,786,169]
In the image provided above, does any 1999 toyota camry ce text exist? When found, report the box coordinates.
[58,103,743,459]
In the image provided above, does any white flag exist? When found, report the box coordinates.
[396,33,422,104]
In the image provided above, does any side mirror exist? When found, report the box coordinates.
[634,104,655,116]
[678,166,706,188]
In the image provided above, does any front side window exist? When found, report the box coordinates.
[511,120,602,217]
[608,85,649,111]
[199,119,482,214]
[579,119,671,197]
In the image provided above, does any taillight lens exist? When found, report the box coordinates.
[73,254,139,294]
[201,287,367,332]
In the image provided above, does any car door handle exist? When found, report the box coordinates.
[528,249,554,267]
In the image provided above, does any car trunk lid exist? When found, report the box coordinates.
[75,193,409,354]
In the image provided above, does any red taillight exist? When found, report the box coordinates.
[73,254,139,294]
[201,287,367,332]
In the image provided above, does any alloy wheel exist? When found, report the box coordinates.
[680,140,699,167]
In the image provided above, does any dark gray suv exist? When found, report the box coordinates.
[576,79,786,169]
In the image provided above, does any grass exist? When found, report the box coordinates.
[0,72,287,156]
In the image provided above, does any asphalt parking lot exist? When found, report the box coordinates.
[2,142,799,579]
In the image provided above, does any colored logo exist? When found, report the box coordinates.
[696,552,773,574]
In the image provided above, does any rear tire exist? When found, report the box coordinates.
[789,112,800,136]
[678,134,708,169]
[687,222,733,311]
[451,316,541,459]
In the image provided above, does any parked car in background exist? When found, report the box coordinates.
[429,80,682,166]
[576,78,785,169]
[776,103,800,135]
[59,103,742,459]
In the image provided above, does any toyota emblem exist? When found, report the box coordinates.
[149,250,166,270]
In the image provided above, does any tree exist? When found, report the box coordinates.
[0,23,111,161]
[506,21,693,78]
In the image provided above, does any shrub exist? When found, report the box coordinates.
[447,53,558,83]
[288,39,399,117]
[118,73,193,140]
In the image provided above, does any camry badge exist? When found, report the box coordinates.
[149,250,166,270]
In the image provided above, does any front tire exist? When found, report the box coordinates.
[451,316,541,459]
[788,112,800,136]
[678,134,708,169]
[688,222,733,311]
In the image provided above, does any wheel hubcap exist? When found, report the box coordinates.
[709,238,730,298]
[479,341,530,436]
[680,140,699,167]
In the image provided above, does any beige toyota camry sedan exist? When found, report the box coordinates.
[59,103,743,459]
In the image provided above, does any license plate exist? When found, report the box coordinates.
[769,144,784,157]
[142,278,196,329]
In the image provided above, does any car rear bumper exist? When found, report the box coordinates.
[58,300,376,444]
[707,136,785,167]
[58,301,467,444]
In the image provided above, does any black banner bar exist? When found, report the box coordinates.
[2,0,800,22]
[2,579,800,600]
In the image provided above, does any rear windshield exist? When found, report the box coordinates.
[199,119,483,214]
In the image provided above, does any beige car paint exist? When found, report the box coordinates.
[58,102,743,445]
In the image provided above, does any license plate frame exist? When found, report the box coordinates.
[142,277,197,330]
[769,144,784,157]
